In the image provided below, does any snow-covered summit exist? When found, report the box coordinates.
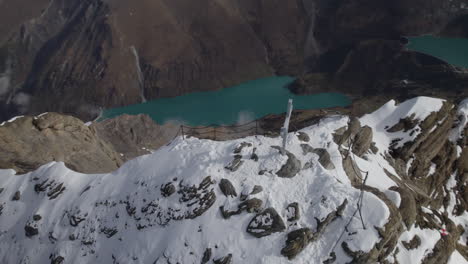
[0,97,467,264]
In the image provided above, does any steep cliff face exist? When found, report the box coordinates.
[0,0,308,121]
[0,0,467,121]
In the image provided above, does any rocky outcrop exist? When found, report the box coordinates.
[0,113,123,174]
[335,99,468,263]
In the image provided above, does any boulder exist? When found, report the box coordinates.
[25,224,38,238]
[11,191,20,201]
[225,155,244,172]
[219,179,237,198]
[281,228,313,260]
[213,254,232,264]
[301,144,335,170]
[286,202,300,222]
[201,248,212,264]
[297,132,310,142]
[271,147,301,178]
[247,208,286,238]
[160,183,176,197]
[234,142,252,154]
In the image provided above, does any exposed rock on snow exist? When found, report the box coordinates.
[219,179,238,198]
[225,155,244,172]
[271,147,301,178]
[297,132,310,142]
[286,202,300,222]
[247,208,286,238]
[213,254,233,264]
[301,144,336,170]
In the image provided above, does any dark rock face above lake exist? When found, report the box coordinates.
[0,0,467,121]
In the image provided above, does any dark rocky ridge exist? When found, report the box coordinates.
[0,0,467,121]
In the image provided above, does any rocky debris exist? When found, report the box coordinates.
[247,207,286,238]
[225,155,244,172]
[370,142,379,154]
[323,252,337,264]
[69,213,87,227]
[160,183,176,197]
[301,144,335,170]
[93,114,180,161]
[0,113,123,174]
[219,179,237,198]
[240,185,263,201]
[303,161,314,170]
[238,198,263,214]
[250,148,259,162]
[179,176,216,220]
[402,235,421,250]
[220,198,263,219]
[233,142,252,154]
[100,227,118,238]
[25,223,39,237]
[33,214,42,221]
[286,202,300,222]
[281,228,313,260]
[201,248,212,264]
[297,132,310,142]
[277,151,302,178]
[49,254,64,264]
[11,191,20,201]
[281,200,348,259]
[250,185,263,196]
[34,179,66,200]
[118,176,217,227]
[270,146,301,178]
[213,254,232,264]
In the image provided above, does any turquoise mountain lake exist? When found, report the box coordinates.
[407,36,468,68]
[101,76,351,126]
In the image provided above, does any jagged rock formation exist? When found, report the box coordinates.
[1,0,467,121]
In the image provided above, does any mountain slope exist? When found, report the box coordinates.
[0,97,467,263]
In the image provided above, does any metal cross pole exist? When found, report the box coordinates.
[281,99,293,155]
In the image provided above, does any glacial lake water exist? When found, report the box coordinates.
[407,36,468,68]
[101,76,351,126]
